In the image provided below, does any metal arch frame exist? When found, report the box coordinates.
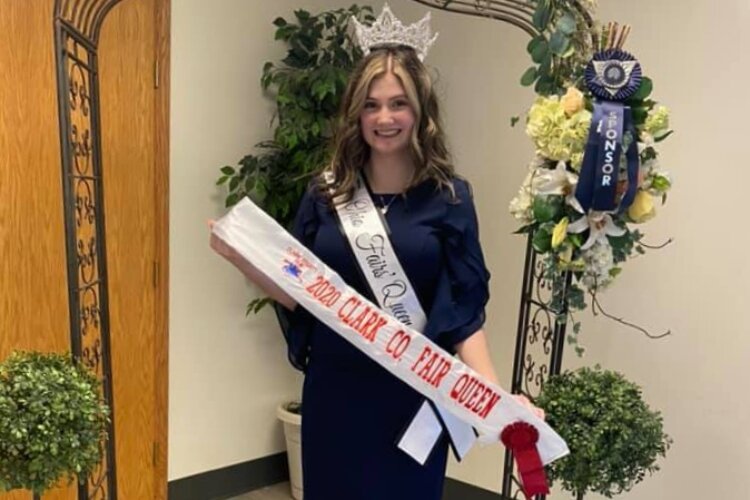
[410,0,597,41]
[406,1,595,499]
[53,1,127,499]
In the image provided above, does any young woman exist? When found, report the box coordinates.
[211,21,543,500]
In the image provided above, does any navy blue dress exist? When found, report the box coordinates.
[275,176,491,500]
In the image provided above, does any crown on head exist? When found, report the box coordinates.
[350,3,439,62]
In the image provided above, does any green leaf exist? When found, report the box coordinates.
[535,76,556,95]
[549,30,570,55]
[528,36,549,64]
[533,196,563,223]
[654,130,674,142]
[272,17,287,28]
[226,193,239,207]
[538,52,553,78]
[557,12,577,35]
[533,3,552,31]
[294,9,311,21]
[521,67,538,87]
[532,226,553,253]
[216,176,228,186]
[510,116,520,127]
[631,77,653,101]
[513,223,536,234]
[631,107,648,125]
[220,166,235,176]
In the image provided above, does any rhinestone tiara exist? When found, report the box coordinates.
[350,3,439,62]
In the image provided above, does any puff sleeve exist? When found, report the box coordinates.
[273,184,319,372]
[427,179,491,351]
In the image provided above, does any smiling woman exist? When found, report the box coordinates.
[360,72,416,159]
[211,4,546,497]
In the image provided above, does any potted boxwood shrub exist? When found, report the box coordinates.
[535,366,672,499]
[216,6,373,499]
[0,351,109,499]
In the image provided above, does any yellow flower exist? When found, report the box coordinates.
[526,96,592,171]
[628,190,656,223]
[561,87,585,116]
[644,106,670,136]
[552,217,569,249]
[559,243,573,263]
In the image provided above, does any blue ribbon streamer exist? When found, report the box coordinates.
[575,102,640,213]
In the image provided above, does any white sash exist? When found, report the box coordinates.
[212,198,569,467]
[328,176,475,464]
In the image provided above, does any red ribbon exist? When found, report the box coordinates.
[501,421,550,498]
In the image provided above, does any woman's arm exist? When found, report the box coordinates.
[209,224,297,311]
[455,329,500,384]
[455,329,544,419]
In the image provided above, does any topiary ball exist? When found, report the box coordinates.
[0,351,110,495]
[536,366,671,498]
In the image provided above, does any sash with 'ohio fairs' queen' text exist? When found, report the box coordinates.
[325,173,476,466]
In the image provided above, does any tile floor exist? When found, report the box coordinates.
[228,482,293,500]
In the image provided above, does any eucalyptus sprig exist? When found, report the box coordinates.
[521,0,599,95]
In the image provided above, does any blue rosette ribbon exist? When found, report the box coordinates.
[575,49,642,213]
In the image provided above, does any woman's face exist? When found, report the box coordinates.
[359,71,416,157]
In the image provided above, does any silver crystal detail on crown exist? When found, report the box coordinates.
[350,3,439,61]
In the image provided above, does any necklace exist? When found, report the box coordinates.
[378,194,397,214]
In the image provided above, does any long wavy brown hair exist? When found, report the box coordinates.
[318,45,457,202]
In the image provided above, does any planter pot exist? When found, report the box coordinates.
[277,402,303,500]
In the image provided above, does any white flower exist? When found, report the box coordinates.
[509,157,548,224]
[509,181,534,224]
[536,161,580,210]
[567,210,626,251]
[637,132,655,154]
[581,240,615,289]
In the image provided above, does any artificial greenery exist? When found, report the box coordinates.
[509,0,674,351]
[520,0,598,95]
[0,351,109,495]
[536,366,671,499]
[217,5,373,314]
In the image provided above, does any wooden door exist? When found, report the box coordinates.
[98,0,169,498]
[0,0,169,499]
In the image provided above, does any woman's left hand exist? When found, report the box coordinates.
[513,394,545,421]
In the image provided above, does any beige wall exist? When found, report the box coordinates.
[170,0,750,496]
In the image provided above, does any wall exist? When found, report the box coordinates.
[171,1,750,498]
[169,0,347,480]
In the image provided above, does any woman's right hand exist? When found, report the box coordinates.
[207,219,298,311]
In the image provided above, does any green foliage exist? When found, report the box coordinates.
[217,6,374,229]
[217,6,373,314]
[532,195,563,223]
[537,366,671,498]
[0,352,109,495]
[522,0,597,95]
[532,223,554,253]
[609,229,642,264]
